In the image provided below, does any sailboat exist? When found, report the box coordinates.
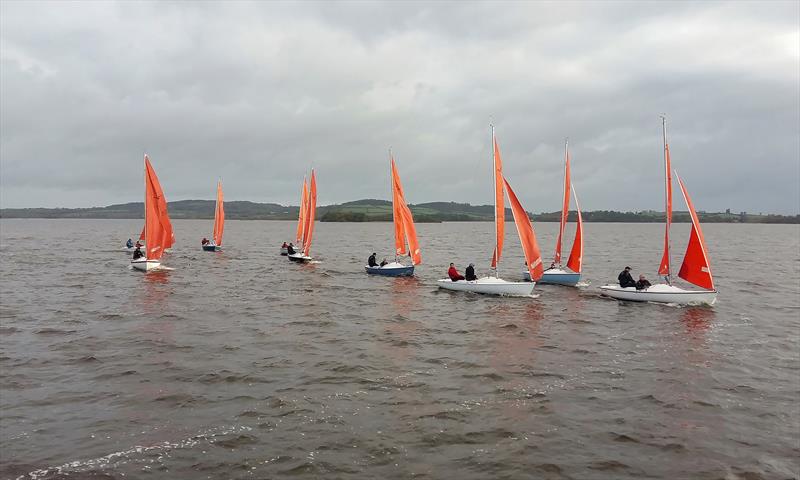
[288,170,316,263]
[365,154,421,276]
[283,176,308,256]
[437,128,543,296]
[600,117,717,305]
[525,140,584,286]
[131,154,174,271]
[202,181,224,251]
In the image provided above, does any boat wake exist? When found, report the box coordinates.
[16,425,252,480]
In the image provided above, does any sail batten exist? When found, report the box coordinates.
[503,176,543,281]
[676,172,714,290]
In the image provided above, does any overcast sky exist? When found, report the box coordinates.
[1,1,798,214]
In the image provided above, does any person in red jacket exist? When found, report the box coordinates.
[448,263,465,281]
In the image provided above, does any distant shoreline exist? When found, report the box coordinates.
[2,199,796,224]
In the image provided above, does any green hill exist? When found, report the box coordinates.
[1,200,796,223]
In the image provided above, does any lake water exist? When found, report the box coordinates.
[1,219,798,479]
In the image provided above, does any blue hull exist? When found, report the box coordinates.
[365,265,414,277]
[524,270,580,286]
[202,245,221,252]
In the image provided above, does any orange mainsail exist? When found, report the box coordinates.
[554,143,571,265]
[390,156,421,265]
[212,181,224,246]
[143,155,173,260]
[658,137,673,276]
[303,170,317,256]
[139,227,145,242]
[503,177,543,281]
[491,133,505,268]
[296,177,308,245]
[566,185,583,273]
[391,157,407,256]
[676,173,714,290]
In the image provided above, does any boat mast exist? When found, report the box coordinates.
[143,154,147,255]
[390,149,397,263]
[213,179,219,241]
[555,138,569,267]
[491,124,497,277]
[661,115,671,284]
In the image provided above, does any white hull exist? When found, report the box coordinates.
[437,276,535,296]
[131,258,161,271]
[599,284,716,305]
[288,252,312,262]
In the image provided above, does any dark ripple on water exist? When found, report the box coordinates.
[1,220,799,479]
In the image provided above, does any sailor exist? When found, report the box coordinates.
[448,263,465,281]
[201,237,210,246]
[287,243,296,255]
[465,263,477,281]
[618,266,636,288]
[368,252,378,267]
[126,238,134,249]
[281,242,288,249]
[380,258,388,267]
[132,246,144,260]
[636,274,652,291]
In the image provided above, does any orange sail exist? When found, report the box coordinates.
[503,177,543,281]
[391,156,407,256]
[658,137,673,276]
[212,181,224,246]
[676,173,715,290]
[303,170,317,256]
[390,156,421,265]
[401,203,421,265]
[554,143,571,265]
[139,227,145,242]
[566,185,583,273]
[491,132,505,268]
[296,177,308,245]
[143,155,172,260]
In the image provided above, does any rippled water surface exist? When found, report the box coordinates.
[1,219,798,480]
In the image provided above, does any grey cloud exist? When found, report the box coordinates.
[1,1,798,214]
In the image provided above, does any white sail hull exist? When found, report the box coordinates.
[131,258,161,271]
[599,284,716,305]
[437,276,535,296]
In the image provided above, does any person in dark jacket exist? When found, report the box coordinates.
[635,274,652,291]
[126,238,134,249]
[132,246,144,260]
[368,253,378,267]
[287,243,296,255]
[380,258,388,267]
[465,263,477,281]
[448,263,465,281]
[618,266,636,288]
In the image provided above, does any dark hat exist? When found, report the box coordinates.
[625,266,631,270]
